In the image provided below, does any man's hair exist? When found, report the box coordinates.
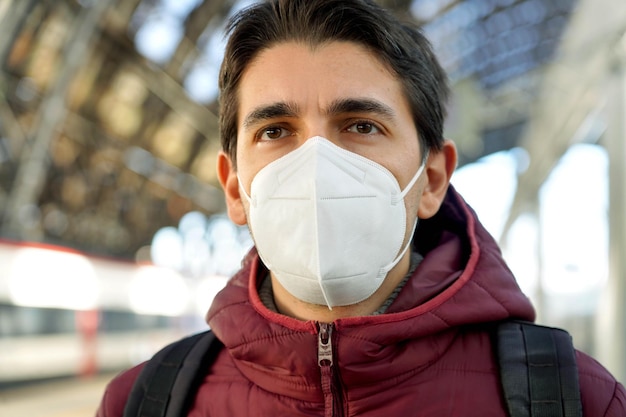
[218,0,449,165]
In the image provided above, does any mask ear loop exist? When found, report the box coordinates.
[237,174,254,206]
[382,149,429,276]
[396,149,429,203]
[378,218,418,277]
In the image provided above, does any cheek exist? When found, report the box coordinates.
[399,184,422,248]
[404,177,425,220]
[234,149,259,196]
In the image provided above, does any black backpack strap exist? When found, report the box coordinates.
[496,320,582,417]
[123,329,223,417]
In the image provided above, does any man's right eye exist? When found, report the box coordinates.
[257,126,291,141]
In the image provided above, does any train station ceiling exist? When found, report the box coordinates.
[0,0,619,260]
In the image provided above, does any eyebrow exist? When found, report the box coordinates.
[241,97,397,131]
[242,101,300,130]
[325,98,396,121]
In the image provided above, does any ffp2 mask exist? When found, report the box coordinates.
[239,136,427,308]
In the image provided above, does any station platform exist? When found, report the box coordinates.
[0,372,117,417]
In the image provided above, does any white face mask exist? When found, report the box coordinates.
[239,136,427,308]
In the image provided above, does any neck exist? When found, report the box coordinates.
[270,249,412,322]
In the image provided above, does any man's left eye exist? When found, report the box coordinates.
[346,122,380,134]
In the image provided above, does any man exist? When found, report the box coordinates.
[97,0,626,415]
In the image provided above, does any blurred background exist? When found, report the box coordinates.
[0,0,624,415]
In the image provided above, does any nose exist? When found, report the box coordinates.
[297,113,354,151]
[300,127,344,151]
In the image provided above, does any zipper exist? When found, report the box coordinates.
[318,322,333,366]
[318,323,345,417]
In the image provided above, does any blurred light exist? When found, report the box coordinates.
[183,14,227,103]
[195,275,229,314]
[452,148,523,239]
[206,215,238,243]
[184,63,219,103]
[539,144,608,297]
[151,226,184,270]
[179,210,207,238]
[129,265,189,316]
[8,247,99,310]
[182,0,257,103]
[160,0,202,18]
[451,143,609,316]
[149,212,253,280]
[504,213,540,296]
[134,14,182,64]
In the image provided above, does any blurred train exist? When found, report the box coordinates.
[0,239,228,386]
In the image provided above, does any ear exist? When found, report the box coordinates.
[418,139,458,219]
[216,151,247,226]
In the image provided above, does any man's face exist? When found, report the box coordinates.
[234,41,426,227]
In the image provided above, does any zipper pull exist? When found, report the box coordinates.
[318,323,333,366]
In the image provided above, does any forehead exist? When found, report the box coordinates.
[236,41,405,118]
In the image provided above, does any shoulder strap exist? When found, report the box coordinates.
[496,320,582,417]
[123,329,223,417]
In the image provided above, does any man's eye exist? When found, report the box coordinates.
[258,126,290,141]
[346,122,380,135]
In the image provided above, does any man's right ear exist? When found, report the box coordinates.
[216,151,247,226]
